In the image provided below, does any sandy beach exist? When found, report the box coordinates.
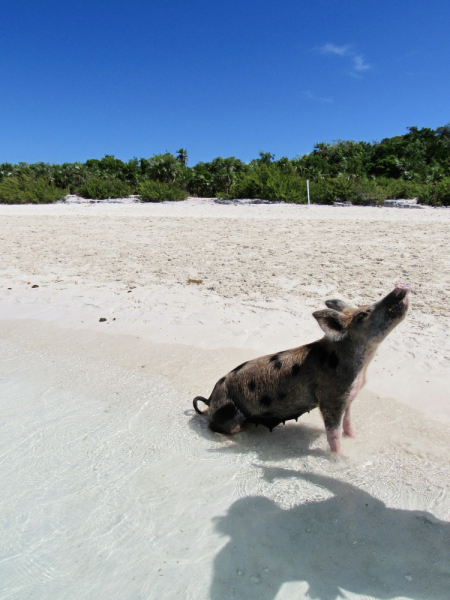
[1,199,450,599]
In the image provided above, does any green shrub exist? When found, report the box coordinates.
[145,153,184,184]
[350,179,389,205]
[307,177,383,205]
[0,177,67,204]
[138,180,188,202]
[418,178,450,206]
[375,178,423,201]
[309,176,423,205]
[308,177,354,204]
[435,179,450,205]
[75,177,134,199]
[307,178,332,204]
[223,165,307,203]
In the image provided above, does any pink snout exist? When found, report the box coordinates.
[394,283,411,307]
[395,283,411,292]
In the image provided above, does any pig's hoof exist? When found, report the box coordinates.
[216,433,235,445]
[343,429,356,438]
[331,451,347,461]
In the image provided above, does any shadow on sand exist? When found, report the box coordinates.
[186,409,329,461]
[210,469,450,600]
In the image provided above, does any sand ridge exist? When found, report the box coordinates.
[1,200,450,317]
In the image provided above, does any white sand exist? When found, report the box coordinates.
[1,199,449,599]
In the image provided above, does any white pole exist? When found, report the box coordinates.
[307,179,310,206]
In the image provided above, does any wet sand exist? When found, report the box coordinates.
[1,200,449,599]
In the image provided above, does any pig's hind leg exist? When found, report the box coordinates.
[343,404,356,438]
[209,401,246,435]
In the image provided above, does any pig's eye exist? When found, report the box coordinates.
[356,311,369,322]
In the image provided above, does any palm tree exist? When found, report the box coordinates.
[176,148,188,167]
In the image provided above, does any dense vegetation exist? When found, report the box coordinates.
[1,125,450,204]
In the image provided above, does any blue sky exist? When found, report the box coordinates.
[1,0,449,165]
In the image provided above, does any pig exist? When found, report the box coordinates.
[193,284,411,454]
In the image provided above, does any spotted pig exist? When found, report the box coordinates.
[193,284,411,454]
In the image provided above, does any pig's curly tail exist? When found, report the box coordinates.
[193,396,210,415]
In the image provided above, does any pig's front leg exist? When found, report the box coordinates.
[343,404,356,438]
[320,401,346,455]
[326,427,343,455]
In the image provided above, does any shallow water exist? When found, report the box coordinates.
[1,321,450,600]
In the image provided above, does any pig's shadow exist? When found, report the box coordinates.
[210,469,450,600]
[186,409,329,461]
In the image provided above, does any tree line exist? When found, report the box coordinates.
[1,125,450,205]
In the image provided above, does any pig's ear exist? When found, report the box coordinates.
[325,299,348,312]
[313,309,347,340]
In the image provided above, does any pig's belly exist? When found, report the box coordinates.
[244,391,319,431]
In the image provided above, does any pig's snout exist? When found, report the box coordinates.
[379,284,411,313]
[394,283,411,294]
[394,283,411,306]
[384,283,411,308]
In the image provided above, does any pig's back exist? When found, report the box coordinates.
[222,345,320,428]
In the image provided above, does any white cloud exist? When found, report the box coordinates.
[319,43,371,75]
[320,43,350,57]
[354,55,370,72]
[302,90,333,104]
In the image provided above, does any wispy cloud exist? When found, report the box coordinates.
[353,55,370,72]
[302,90,333,104]
[320,43,350,57]
[319,43,371,75]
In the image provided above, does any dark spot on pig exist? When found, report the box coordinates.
[218,377,226,386]
[278,392,286,400]
[213,403,238,422]
[273,360,282,370]
[314,345,328,366]
[226,387,251,418]
[292,363,301,376]
[260,395,272,407]
[328,352,339,369]
[232,362,247,374]
[269,354,279,363]
[248,380,256,392]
